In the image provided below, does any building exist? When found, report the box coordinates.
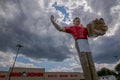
[0,71,8,80]
[0,67,85,80]
[99,75,116,80]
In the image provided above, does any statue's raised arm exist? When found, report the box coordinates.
[50,15,65,32]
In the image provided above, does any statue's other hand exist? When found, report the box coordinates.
[50,15,55,22]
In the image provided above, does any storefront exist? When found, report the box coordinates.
[45,72,84,80]
[0,71,7,80]
[0,67,85,80]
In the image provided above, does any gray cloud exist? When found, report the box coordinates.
[0,0,72,62]
[92,36,120,63]
[87,0,118,23]
[68,0,120,63]
[85,0,120,63]
[0,0,120,65]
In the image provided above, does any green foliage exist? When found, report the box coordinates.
[114,63,120,80]
[97,67,116,76]
[116,76,120,80]
[115,63,120,74]
[97,63,120,80]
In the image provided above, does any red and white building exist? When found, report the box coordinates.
[0,67,85,80]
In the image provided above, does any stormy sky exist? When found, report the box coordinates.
[0,0,120,72]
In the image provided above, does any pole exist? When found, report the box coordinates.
[7,44,23,80]
[114,56,119,62]
[114,56,120,74]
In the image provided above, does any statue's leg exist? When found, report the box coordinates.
[75,41,92,80]
[75,40,98,80]
[78,52,92,80]
[86,52,99,80]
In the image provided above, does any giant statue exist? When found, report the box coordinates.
[50,15,108,80]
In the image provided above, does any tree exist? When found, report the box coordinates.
[115,63,120,74]
[115,63,120,80]
[97,64,120,80]
[97,67,116,76]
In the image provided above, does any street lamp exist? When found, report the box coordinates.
[114,56,119,62]
[114,56,120,74]
[7,44,23,80]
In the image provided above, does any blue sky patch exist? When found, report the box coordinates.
[52,2,69,21]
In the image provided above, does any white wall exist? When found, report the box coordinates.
[99,75,116,80]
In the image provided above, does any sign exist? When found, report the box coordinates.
[0,75,5,78]
[10,72,44,77]
[48,74,78,78]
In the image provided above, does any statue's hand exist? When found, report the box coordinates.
[87,18,108,37]
[50,15,55,22]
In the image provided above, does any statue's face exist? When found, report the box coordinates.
[74,18,80,25]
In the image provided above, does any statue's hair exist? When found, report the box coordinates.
[99,18,104,21]
[73,17,80,23]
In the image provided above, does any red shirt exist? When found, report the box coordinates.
[64,25,88,40]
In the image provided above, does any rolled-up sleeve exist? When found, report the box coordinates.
[64,26,72,34]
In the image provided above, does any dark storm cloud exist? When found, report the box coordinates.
[93,35,120,63]
[87,0,118,24]
[0,0,72,61]
[0,0,27,51]
[69,0,120,63]
[0,0,120,64]
[70,0,120,63]
[85,0,120,63]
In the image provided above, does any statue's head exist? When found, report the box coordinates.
[73,17,81,26]
[87,18,108,37]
